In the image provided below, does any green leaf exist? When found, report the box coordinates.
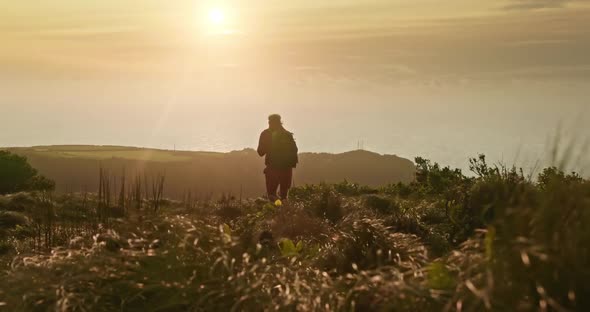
[427,262,455,290]
[221,223,232,243]
[222,223,231,236]
[295,241,303,252]
[485,226,495,261]
[279,239,298,257]
[263,203,276,214]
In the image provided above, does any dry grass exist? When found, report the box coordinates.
[0,154,589,311]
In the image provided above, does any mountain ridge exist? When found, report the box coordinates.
[5,145,416,198]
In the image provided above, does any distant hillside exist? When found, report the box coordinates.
[6,146,416,198]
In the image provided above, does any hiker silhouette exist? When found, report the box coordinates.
[257,114,298,201]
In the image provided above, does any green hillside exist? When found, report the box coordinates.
[5,145,416,198]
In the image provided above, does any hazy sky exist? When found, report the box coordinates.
[1,0,589,171]
[3,0,590,79]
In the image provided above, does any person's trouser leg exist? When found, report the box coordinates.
[278,168,293,200]
[265,167,280,201]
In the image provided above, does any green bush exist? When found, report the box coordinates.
[0,151,55,195]
[363,194,398,214]
[440,165,590,311]
[288,184,320,202]
[537,166,584,189]
[0,192,38,212]
[318,216,427,273]
[0,240,14,255]
[334,180,378,196]
[427,261,455,290]
[414,156,470,196]
[382,181,415,198]
[270,205,328,242]
[0,211,29,230]
[308,187,343,224]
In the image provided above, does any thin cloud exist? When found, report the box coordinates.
[503,0,575,10]
[32,26,141,38]
[504,39,572,46]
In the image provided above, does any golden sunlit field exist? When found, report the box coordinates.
[1,150,590,311]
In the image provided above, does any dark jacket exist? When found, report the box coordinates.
[257,127,298,168]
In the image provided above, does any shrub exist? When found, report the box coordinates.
[288,184,320,202]
[339,268,436,311]
[537,166,583,189]
[420,205,446,224]
[0,240,14,255]
[1,192,39,212]
[441,166,590,311]
[215,195,243,221]
[461,157,536,237]
[319,216,427,273]
[308,188,343,224]
[427,261,455,290]
[270,205,328,242]
[27,175,56,193]
[334,180,378,196]
[363,194,399,214]
[0,211,29,230]
[0,151,55,195]
[382,182,414,198]
[414,156,469,196]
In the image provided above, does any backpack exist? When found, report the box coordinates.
[269,129,298,168]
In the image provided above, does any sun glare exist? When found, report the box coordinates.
[201,6,236,36]
[208,8,225,26]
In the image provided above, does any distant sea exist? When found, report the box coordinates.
[2,78,588,176]
[179,121,588,177]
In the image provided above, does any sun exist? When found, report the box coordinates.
[200,6,236,36]
[208,8,225,26]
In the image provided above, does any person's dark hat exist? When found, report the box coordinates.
[268,114,282,124]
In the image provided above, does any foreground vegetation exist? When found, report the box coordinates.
[0,155,589,311]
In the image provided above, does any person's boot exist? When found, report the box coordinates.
[267,194,278,202]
